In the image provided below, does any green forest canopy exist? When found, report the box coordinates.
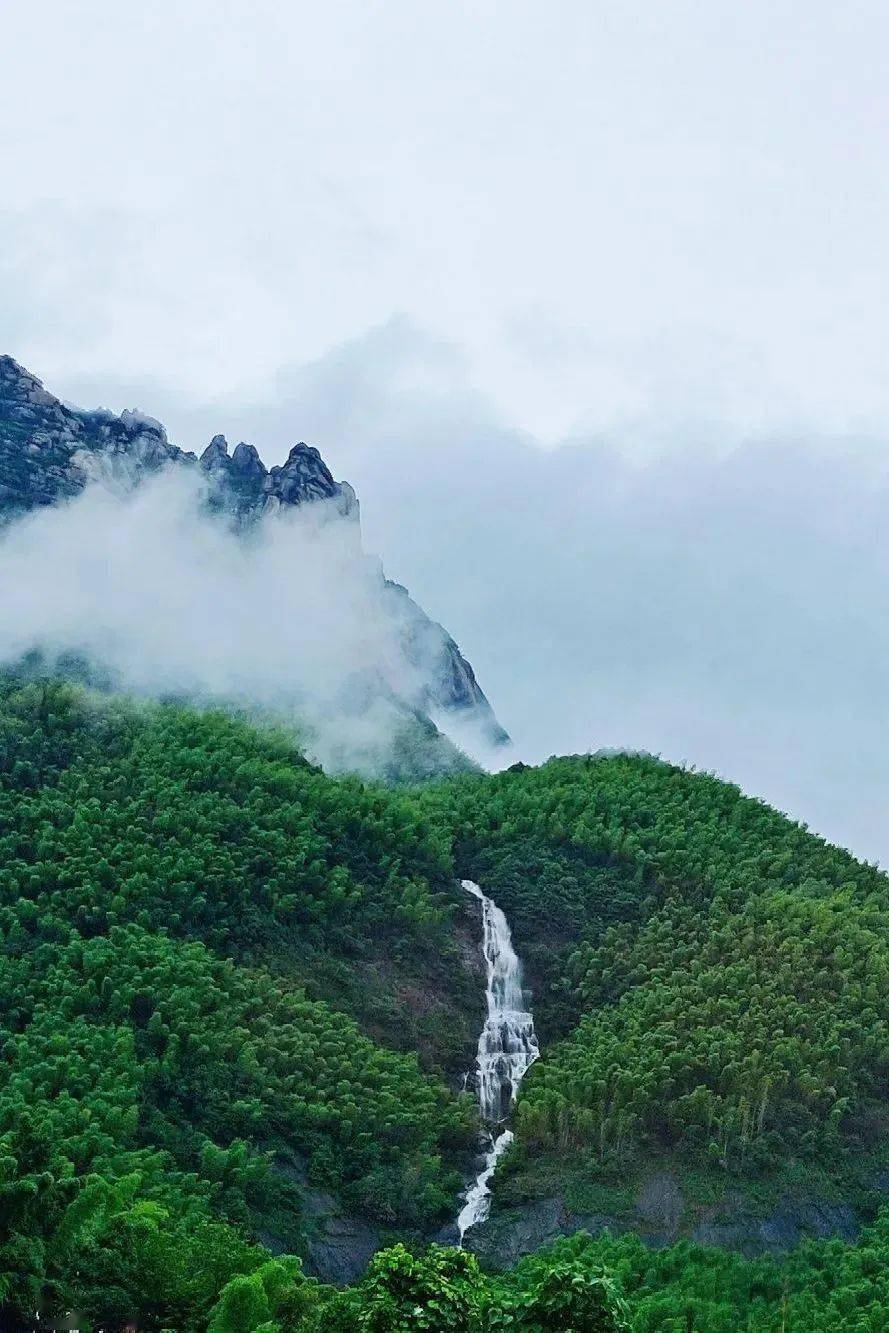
[417,757,889,1187]
[1,675,889,1328]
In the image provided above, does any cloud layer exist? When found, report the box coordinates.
[4,323,889,865]
[155,321,889,865]
[0,468,439,773]
[5,2,889,439]
[3,3,889,859]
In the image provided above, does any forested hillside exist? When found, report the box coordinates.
[418,756,889,1248]
[3,677,889,1328]
[0,675,483,1326]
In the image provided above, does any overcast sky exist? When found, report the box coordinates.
[3,2,889,861]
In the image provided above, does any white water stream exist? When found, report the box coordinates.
[456,879,539,1243]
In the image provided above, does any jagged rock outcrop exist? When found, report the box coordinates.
[0,356,358,524]
[198,431,358,522]
[0,354,508,746]
[0,357,186,513]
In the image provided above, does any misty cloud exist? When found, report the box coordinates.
[3,2,889,860]
[128,319,889,866]
[0,466,449,773]
[6,3,889,438]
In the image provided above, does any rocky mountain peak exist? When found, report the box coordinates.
[266,442,358,518]
[0,355,508,746]
[0,355,81,442]
[200,434,231,472]
[119,408,167,439]
[231,442,266,477]
[1,354,52,401]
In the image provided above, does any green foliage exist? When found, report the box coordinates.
[332,1243,488,1332]
[274,1241,631,1333]
[0,675,477,1064]
[208,1271,275,1333]
[0,677,477,1327]
[497,1223,889,1331]
[208,1258,304,1333]
[489,1251,630,1331]
[204,1224,889,1330]
[64,1207,268,1331]
[417,755,889,1183]
[5,676,889,1328]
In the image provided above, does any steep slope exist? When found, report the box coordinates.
[0,354,507,752]
[0,675,487,1315]
[415,755,889,1259]
[5,679,889,1326]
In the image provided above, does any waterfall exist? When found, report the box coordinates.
[456,879,539,1243]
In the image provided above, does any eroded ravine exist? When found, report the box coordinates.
[457,879,539,1243]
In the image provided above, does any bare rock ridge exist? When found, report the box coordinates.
[197,431,359,522]
[0,355,358,523]
[0,354,508,747]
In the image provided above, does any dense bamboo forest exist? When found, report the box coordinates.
[2,675,889,1329]
[418,758,889,1191]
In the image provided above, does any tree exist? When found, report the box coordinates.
[346,1244,485,1333]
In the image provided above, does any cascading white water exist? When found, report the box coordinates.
[457,879,539,1243]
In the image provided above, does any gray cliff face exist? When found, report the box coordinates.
[198,431,358,523]
[0,356,188,513]
[0,355,507,746]
[383,580,509,747]
[0,355,357,523]
[467,1171,865,1269]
